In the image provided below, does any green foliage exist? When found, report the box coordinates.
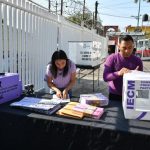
[67,12,93,29]
[67,12,82,25]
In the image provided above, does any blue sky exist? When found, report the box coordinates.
[34,0,150,31]
[86,0,150,31]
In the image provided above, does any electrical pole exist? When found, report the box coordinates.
[83,0,85,21]
[56,1,58,14]
[61,0,63,15]
[137,0,141,27]
[93,12,95,28]
[134,0,141,50]
[95,1,98,28]
[48,0,51,12]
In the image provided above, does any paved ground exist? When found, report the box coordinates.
[72,60,150,98]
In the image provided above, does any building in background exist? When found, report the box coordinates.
[103,26,119,54]
[126,25,150,60]
[126,25,150,39]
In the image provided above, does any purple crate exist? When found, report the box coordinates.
[0,73,22,104]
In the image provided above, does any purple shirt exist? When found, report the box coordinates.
[103,53,143,95]
[45,60,76,88]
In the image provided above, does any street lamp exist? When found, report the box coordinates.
[133,0,150,48]
[134,0,150,25]
[142,14,149,22]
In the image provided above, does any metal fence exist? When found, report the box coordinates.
[0,0,108,92]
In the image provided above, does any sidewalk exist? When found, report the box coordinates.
[72,62,108,97]
[72,60,150,98]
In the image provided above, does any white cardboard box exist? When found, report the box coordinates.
[79,93,109,106]
[123,70,150,120]
[68,41,102,67]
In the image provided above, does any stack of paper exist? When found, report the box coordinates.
[92,108,104,119]
[57,102,104,119]
[79,93,109,106]
[10,97,61,115]
[40,98,70,105]
[58,102,84,119]
[73,103,96,117]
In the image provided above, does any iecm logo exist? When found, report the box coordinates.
[126,80,135,109]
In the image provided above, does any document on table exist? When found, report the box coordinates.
[10,97,62,115]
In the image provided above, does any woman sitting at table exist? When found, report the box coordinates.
[45,50,76,99]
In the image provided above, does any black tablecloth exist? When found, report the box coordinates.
[0,97,150,150]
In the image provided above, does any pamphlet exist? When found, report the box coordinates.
[10,97,61,115]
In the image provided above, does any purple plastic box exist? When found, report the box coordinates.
[0,73,22,104]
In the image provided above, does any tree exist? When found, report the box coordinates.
[67,11,103,35]
[67,12,83,25]
[67,11,93,29]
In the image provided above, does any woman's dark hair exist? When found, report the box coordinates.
[50,50,69,78]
